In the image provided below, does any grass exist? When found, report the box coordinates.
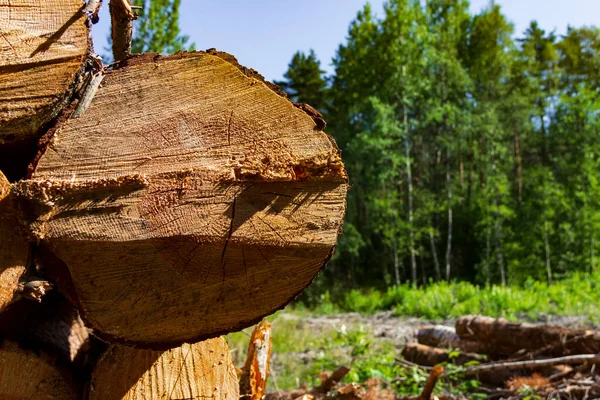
[226,272,600,397]
[226,311,483,398]
[303,272,600,324]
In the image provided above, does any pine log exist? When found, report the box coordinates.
[417,325,491,355]
[15,50,348,347]
[89,337,239,400]
[0,0,90,179]
[0,340,79,399]
[456,316,600,357]
[0,171,29,311]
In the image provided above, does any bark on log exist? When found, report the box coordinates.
[456,316,600,357]
[0,0,90,179]
[0,171,29,311]
[0,340,79,399]
[89,337,239,400]
[417,325,492,356]
[15,51,348,347]
[109,0,134,62]
[401,343,484,367]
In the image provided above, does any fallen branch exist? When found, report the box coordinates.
[465,353,600,377]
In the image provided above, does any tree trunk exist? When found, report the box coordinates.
[13,51,347,347]
[0,0,90,180]
[491,147,506,286]
[0,170,29,311]
[513,128,523,205]
[404,103,417,287]
[544,220,553,284]
[393,238,401,287]
[89,337,239,400]
[445,147,452,282]
[485,218,491,285]
[429,226,441,281]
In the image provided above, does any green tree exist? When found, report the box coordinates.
[131,0,194,54]
[274,50,329,113]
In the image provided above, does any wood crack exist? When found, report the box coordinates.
[227,110,233,146]
[221,194,237,263]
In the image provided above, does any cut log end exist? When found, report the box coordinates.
[0,0,89,146]
[0,340,79,399]
[17,51,348,346]
[89,337,239,400]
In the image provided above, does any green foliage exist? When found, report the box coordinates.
[306,272,600,323]
[131,0,194,54]
[274,50,329,113]
[277,0,600,291]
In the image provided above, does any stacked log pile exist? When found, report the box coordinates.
[402,316,600,399]
[0,0,347,398]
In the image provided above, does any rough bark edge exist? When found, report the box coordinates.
[26,101,80,180]
[37,241,339,349]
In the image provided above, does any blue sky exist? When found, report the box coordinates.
[92,1,600,82]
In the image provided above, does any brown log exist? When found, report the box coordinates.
[417,325,490,355]
[401,343,484,367]
[14,50,347,347]
[0,0,90,179]
[0,340,79,399]
[0,171,29,311]
[89,337,239,400]
[456,316,600,357]
[240,319,273,400]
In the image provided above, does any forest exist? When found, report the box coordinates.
[275,1,600,294]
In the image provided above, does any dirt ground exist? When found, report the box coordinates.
[277,311,597,347]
